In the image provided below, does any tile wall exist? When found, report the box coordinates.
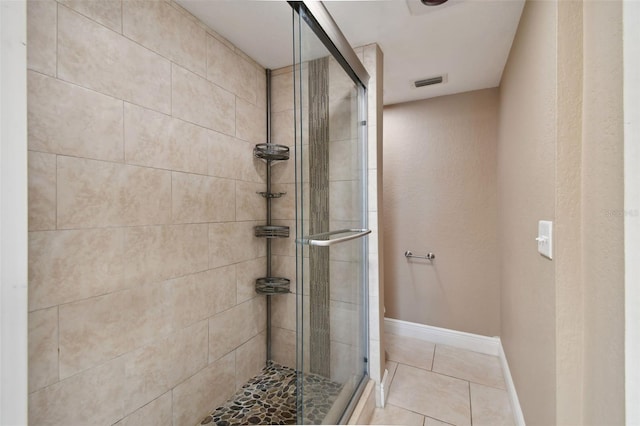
[26,1,268,424]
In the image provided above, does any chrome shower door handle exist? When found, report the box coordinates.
[297,228,371,247]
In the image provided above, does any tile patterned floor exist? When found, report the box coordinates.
[198,363,343,426]
[370,333,514,426]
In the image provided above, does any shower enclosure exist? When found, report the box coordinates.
[199,2,371,424]
[291,2,371,424]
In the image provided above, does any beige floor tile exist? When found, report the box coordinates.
[424,417,453,426]
[385,333,435,371]
[432,345,505,389]
[470,383,514,426]
[387,364,470,426]
[385,360,398,386]
[370,403,424,425]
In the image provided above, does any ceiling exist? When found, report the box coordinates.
[176,0,524,105]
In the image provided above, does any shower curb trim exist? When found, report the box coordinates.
[383,317,525,426]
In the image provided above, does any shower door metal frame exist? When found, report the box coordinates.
[289,1,371,423]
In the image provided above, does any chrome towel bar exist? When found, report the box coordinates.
[404,251,435,260]
[298,229,371,247]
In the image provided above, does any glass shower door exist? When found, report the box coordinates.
[292,3,369,424]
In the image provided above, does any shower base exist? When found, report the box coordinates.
[198,363,343,426]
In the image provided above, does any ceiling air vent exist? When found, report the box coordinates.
[414,76,444,88]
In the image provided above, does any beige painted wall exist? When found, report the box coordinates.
[26,1,268,424]
[497,1,558,424]
[581,1,625,423]
[498,0,625,424]
[383,89,500,337]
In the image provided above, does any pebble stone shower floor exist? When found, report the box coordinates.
[198,363,343,426]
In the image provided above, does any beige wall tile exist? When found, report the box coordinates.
[59,0,122,33]
[271,110,295,148]
[28,151,56,231]
[123,321,208,414]
[124,224,209,286]
[209,221,266,268]
[330,340,359,383]
[169,266,237,330]
[206,35,257,103]
[236,257,267,303]
[330,180,360,222]
[209,132,266,183]
[235,332,266,390]
[329,56,356,103]
[27,0,56,76]
[329,139,358,181]
[28,71,124,161]
[115,392,172,426]
[58,283,173,379]
[29,357,125,426]
[124,103,208,175]
[123,1,206,76]
[271,71,294,113]
[29,228,126,311]
[329,260,359,304]
[208,297,265,362]
[28,307,58,393]
[271,255,299,293]
[58,5,171,114]
[270,140,295,184]
[172,352,235,426]
[172,172,235,224]
[235,181,264,221]
[236,257,265,304]
[269,219,295,257]
[256,66,266,108]
[363,45,379,128]
[270,183,295,220]
[209,131,246,180]
[272,292,296,332]
[172,63,235,134]
[241,155,267,184]
[57,156,171,229]
[236,97,265,144]
[271,327,296,369]
[329,98,357,142]
[328,220,361,263]
[330,300,357,345]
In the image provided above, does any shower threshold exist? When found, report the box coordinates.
[198,363,343,426]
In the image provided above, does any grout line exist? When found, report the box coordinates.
[55,2,59,79]
[468,380,473,426]
[56,305,60,383]
[431,344,436,371]
[121,101,125,163]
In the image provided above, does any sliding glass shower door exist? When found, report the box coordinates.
[291,3,370,423]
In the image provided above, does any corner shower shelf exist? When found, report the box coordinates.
[257,191,287,199]
[254,143,290,161]
[254,225,290,239]
[255,277,291,295]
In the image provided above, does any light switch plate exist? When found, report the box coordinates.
[537,220,553,259]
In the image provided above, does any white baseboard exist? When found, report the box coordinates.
[378,368,390,407]
[384,317,501,356]
[383,317,524,426]
[498,341,525,426]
